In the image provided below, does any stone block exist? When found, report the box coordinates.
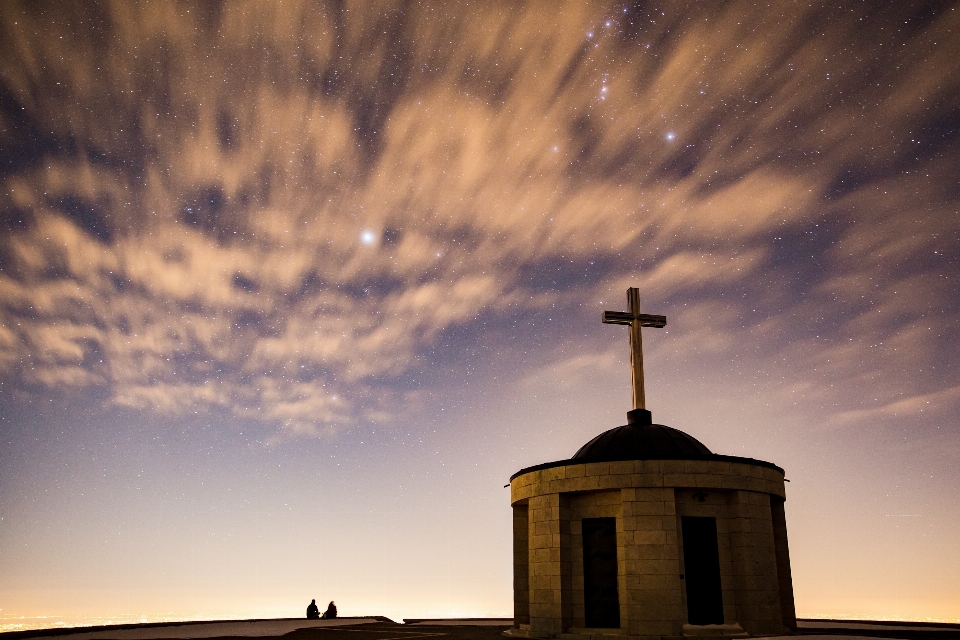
[512,488,530,503]
[598,474,629,490]
[725,462,749,476]
[663,473,698,487]
[627,588,682,611]
[610,460,636,475]
[632,529,667,545]
[530,547,561,564]
[530,533,554,549]
[584,462,610,476]
[622,558,667,577]
[627,501,666,516]
[529,574,557,591]
[695,474,727,488]
[762,479,784,496]
[713,461,734,476]
[531,588,558,605]
[530,574,560,591]
[577,505,599,519]
[634,619,677,636]
[528,618,562,636]
[683,460,710,473]
[760,466,782,482]
[530,495,553,509]
[602,490,624,504]
[661,460,685,473]
[632,598,683,619]
[641,459,664,474]
[741,603,761,620]
[632,473,663,487]
[622,544,642,560]
[635,487,666,500]
[634,544,667,560]
[720,475,749,490]
[624,574,663,590]
[741,575,760,591]
[570,475,601,491]
[564,464,586,478]
[634,515,666,530]
[544,502,563,516]
[543,467,566,481]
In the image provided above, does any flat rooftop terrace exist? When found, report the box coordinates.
[2,618,958,640]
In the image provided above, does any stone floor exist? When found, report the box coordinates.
[793,619,960,640]
[3,618,959,640]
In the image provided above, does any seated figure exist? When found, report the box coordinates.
[322,601,337,619]
[306,599,320,620]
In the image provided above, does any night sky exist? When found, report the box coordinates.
[1,0,959,630]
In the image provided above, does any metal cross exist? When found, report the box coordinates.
[602,287,666,410]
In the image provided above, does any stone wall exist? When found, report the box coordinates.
[770,497,797,631]
[510,459,794,639]
[620,487,683,637]
[514,502,530,626]
[511,460,786,505]
[527,493,571,635]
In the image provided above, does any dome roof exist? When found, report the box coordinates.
[571,409,712,462]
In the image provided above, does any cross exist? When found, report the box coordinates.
[602,287,666,410]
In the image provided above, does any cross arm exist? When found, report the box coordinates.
[602,311,634,325]
[637,314,667,328]
[602,311,667,327]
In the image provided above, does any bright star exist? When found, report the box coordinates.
[666,132,676,141]
[361,230,376,245]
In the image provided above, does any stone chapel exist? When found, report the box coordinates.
[507,288,797,640]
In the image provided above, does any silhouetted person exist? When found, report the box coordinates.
[306,599,320,619]
[321,601,337,619]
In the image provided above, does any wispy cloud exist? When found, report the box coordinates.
[1,1,957,435]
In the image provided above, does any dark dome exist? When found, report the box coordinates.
[572,409,712,462]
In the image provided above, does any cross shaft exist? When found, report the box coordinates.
[602,287,666,410]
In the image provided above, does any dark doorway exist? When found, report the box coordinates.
[681,516,724,625]
[582,517,620,628]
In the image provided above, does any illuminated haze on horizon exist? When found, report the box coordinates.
[1,0,959,629]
